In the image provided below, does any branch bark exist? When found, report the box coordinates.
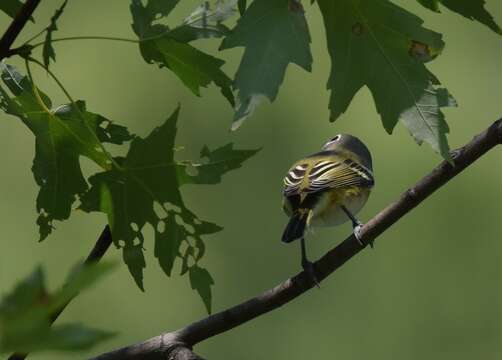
[90,119,502,360]
[0,0,40,61]
[8,226,113,360]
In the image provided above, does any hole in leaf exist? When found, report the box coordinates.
[193,218,202,225]
[186,236,196,247]
[153,201,168,219]
[133,237,141,246]
[157,220,165,234]
[179,241,188,254]
[175,215,195,234]
[131,222,139,232]
[118,239,126,247]
[95,146,103,153]
[164,202,181,213]
[187,256,195,268]
[409,40,436,62]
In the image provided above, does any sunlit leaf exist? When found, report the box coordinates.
[0,263,115,354]
[0,64,132,240]
[221,0,312,129]
[317,0,456,159]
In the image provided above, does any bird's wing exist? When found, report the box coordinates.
[283,162,309,196]
[283,158,374,196]
[306,158,374,193]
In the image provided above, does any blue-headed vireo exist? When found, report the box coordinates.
[282,134,374,284]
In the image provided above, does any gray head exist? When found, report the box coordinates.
[322,134,372,169]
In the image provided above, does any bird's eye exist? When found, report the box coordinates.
[330,135,341,142]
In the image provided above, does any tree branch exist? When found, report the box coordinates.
[0,0,40,61]
[8,225,113,360]
[90,119,502,360]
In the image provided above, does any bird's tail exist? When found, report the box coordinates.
[282,210,311,243]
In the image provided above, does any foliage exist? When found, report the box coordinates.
[130,0,235,105]
[221,0,312,129]
[0,0,501,351]
[0,262,116,354]
[0,62,258,313]
[417,0,502,34]
[317,0,456,159]
[0,0,24,20]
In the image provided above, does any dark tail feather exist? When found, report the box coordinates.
[282,212,309,243]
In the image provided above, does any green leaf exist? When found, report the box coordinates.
[0,0,24,19]
[130,0,234,105]
[155,212,186,277]
[417,0,501,35]
[189,265,215,314]
[0,263,115,354]
[441,0,501,35]
[178,143,261,184]
[417,0,440,12]
[80,106,258,309]
[43,0,68,69]
[20,324,113,352]
[221,0,312,129]
[317,0,456,160]
[56,262,118,307]
[238,0,247,15]
[0,64,132,240]
[123,242,146,291]
[177,1,236,41]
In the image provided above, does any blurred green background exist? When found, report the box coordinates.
[1,0,502,359]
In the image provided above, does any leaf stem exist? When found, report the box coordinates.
[24,58,51,114]
[27,56,122,171]
[29,35,140,49]
[22,28,47,46]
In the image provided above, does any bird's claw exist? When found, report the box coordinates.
[353,223,375,248]
[302,260,320,288]
[354,223,363,244]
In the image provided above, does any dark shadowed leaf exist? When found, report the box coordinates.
[80,107,258,309]
[221,0,312,129]
[173,1,235,41]
[0,64,131,240]
[238,0,247,15]
[0,0,24,19]
[0,263,115,354]
[189,265,214,314]
[417,0,502,35]
[417,0,440,11]
[43,0,68,69]
[317,0,456,160]
[130,0,234,105]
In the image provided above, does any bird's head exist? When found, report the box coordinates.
[322,134,373,169]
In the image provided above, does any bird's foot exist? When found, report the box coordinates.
[353,223,374,248]
[302,260,320,288]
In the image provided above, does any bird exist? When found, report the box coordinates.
[281,134,374,285]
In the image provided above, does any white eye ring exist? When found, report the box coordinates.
[330,135,341,142]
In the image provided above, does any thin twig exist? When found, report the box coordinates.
[0,0,41,60]
[8,226,113,360]
[90,119,502,360]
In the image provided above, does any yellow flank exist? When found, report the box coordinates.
[309,186,370,227]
